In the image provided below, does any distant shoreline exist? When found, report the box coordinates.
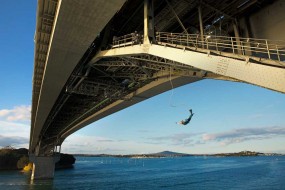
[73,151,284,158]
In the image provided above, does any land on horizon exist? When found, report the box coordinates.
[73,150,283,158]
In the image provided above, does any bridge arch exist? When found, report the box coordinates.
[30,0,285,179]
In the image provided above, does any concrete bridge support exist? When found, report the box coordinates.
[30,155,60,180]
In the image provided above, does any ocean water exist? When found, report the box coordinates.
[0,156,285,190]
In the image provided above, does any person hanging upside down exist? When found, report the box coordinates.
[178,109,194,125]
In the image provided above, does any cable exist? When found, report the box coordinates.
[169,66,176,107]
[168,66,188,108]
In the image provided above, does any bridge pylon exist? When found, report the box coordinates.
[30,154,60,180]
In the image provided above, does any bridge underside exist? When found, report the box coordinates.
[38,54,208,153]
[31,0,285,157]
[37,43,285,154]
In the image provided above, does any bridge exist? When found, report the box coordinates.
[30,0,285,179]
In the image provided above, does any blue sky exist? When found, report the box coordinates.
[0,1,285,155]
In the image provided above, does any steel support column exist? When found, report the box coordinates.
[233,20,242,54]
[144,0,156,44]
[198,5,204,47]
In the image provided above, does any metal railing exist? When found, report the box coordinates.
[156,32,285,62]
[112,32,143,48]
[110,32,285,62]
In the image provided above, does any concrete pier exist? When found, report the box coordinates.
[30,155,60,180]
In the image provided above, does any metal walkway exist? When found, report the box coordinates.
[92,32,285,93]
[156,32,285,65]
[112,32,285,64]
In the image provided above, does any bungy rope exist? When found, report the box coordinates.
[168,66,188,108]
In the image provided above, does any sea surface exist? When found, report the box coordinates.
[0,156,285,190]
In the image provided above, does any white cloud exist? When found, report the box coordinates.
[0,120,30,136]
[0,135,29,147]
[0,120,30,149]
[61,134,168,154]
[0,109,10,117]
[202,126,285,146]
[62,134,124,154]
[0,105,31,122]
[146,133,201,146]
[0,105,31,147]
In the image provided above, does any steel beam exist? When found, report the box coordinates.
[94,42,285,93]
[165,0,188,34]
[198,5,204,46]
[144,0,155,44]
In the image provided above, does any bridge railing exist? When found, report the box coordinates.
[112,32,143,48]
[156,32,285,62]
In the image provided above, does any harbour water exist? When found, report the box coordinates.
[0,156,285,190]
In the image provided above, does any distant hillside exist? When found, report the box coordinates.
[154,151,190,157]
[212,151,282,157]
[75,151,191,158]
[74,150,283,158]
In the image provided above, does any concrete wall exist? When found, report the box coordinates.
[249,0,285,40]
[31,156,60,180]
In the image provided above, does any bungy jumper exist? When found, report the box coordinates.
[177,109,194,125]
